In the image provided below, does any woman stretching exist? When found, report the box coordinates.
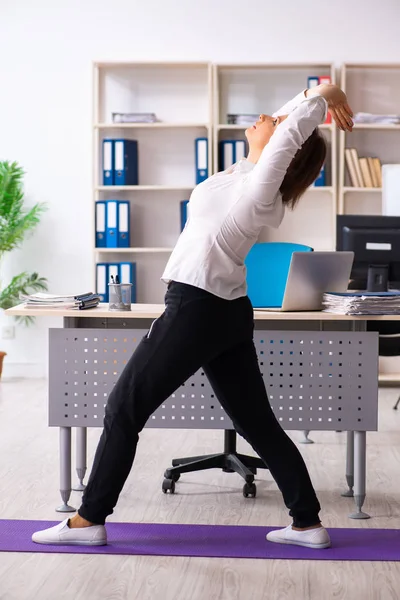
[33,83,353,549]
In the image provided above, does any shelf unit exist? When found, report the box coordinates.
[338,63,400,215]
[93,61,338,303]
[92,61,213,302]
[213,63,337,252]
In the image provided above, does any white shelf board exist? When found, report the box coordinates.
[95,247,174,254]
[352,124,400,130]
[95,122,210,130]
[95,61,210,69]
[343,187,382,193]
[215,63,334,70]
[308,186,334,193]
[96,185,194,192]
[216,123,333,131]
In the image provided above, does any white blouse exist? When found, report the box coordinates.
[161,91,328,300]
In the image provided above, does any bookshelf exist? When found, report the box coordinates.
[93,61,338,303]
[338,63,400,215]
[213,63,337,252]
[92,61,213,302]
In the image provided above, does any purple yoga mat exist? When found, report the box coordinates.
[1,520,399,561]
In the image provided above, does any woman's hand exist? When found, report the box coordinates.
[306,84,354,131]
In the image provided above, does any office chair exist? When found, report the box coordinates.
[162,242,313,497]
[367,321,400,410]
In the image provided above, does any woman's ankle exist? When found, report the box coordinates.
[292,523,322,531]
[68,514,95,528]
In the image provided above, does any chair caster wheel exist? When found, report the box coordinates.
[162,479,176,494]
[170,472,180,482]
[243,482,256,498]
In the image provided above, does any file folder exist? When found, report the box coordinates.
[102,139,114,185]
[219,140,247,170]
[96,263,108,302]
[234,140,246,162]
[119,262,137,303]
[307,76,319,89]
[314,164,326,187]
[105,200,118,248]
[180,200,189,231]
[95,201,106,248]
[118,201,130,247]
[195,138,208,184]
[219,140,234,171]
[114,139,139,185]
[108,263,119,285]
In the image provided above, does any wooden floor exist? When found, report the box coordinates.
[0,379,400,600]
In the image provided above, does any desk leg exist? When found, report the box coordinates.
[56,427,76,513]
[349,431,370,519]
[342,431,354,497]
[72,427,87,492]
[299,430,314,444]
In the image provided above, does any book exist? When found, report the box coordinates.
[345,148,361,187]
[359,157,373,187]
[372,157,383,187]
[367,158,379,187]
[349,148,364,188]
[20,292,101,310]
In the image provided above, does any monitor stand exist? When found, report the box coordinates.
[367,264,389,292]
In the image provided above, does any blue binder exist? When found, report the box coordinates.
[219,139,247,170]
[195,138,208,184]
[180,200,189,231]
[102,139,114,185]
[105,200,118,248]
[307,76,319,89]
[96,263,108,302]
[219,140,235,171]
[119,262,137,303]
[314,164,326,187]
[114,139,138,185]
[117,201,130,247]
[95,201,106,247]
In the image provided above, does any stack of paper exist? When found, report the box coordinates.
[323,291,400,315]
[111,112,157,123]
[227,114,260,125]
[20,292,101,310]
[353,112,400,125]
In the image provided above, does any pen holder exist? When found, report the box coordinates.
[108,283,132,311]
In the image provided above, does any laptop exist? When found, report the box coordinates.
[255,251,354,312]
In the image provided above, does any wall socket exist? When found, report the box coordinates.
[2,326,15,339]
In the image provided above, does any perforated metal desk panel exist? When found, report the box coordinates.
[49,328,378,432]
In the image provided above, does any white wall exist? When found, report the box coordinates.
[1,0,400,377]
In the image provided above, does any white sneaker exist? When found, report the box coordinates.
[266,524,331,549]
[32,519,107,546]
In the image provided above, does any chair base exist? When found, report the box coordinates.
[162,430,268,498]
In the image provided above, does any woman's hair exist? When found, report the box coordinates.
[279,129,327,210]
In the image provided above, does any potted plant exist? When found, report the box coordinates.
[0,161,48,375]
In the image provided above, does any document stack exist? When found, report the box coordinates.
[353,112,400,125]
[112,112,157,123]
[323,291,400,315]
[227,114,260,125]
[20,292,101,310]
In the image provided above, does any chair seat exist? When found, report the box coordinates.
[245,242,313,308]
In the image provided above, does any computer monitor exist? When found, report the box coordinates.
[336,215,400,292]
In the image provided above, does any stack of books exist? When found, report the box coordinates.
[345,148,382,188]
[323,291,400,315]
[20,293,101,310]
